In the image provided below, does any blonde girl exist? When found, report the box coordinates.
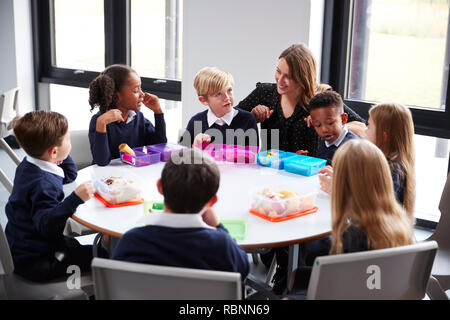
[330,139,414,254]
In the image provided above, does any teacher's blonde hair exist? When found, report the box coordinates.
[330,139,414,254]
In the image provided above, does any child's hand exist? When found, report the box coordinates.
[304,115,312,127]
[143,92,163,114]
[318,166,333,194]
[251,105,273,123]
[97,109,124,132]
[296,149,309,155]
[74,181,95,202]
[346,121,367,138]
[202,207,220,228]
[193,133,211,149]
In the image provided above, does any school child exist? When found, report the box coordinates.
[288,139,414,293]
[179,67,258,148]
[308,91,359,165]
[88,64,167,166]
[112,148,249,280]
[5,110,108,282]
[320,103,416,218]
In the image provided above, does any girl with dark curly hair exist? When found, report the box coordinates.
[88,64,167,166]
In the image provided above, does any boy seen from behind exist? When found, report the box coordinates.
[309,91,359,165]
[112,148,249,280]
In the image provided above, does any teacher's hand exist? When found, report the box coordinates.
[251,105,273,123]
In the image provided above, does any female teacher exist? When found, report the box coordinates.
[237,43,365,156]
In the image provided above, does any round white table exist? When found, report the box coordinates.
[64,158,332,249]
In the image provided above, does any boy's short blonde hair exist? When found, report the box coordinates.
[193,67,234,97]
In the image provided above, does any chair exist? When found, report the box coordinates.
[305,241,437,300]
[0,88,21,167]
[91,258,242,300]
[425,172,450,299]
[69,130,92,170]
[0,87,19,139]
[64,130,96,236]
[0,223,92,300]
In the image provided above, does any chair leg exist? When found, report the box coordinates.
[426,276,449,300]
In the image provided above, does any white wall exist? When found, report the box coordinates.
[182,0,324,127]
[0,0,35,115]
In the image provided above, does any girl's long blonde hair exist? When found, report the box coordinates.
[330,139,414,254]
[368,103,416,219]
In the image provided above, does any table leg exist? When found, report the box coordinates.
[92,233,103,257]
[287,244,299,290]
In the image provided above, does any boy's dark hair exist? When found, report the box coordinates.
[89,64,136,114]
[12,110,68,158]
[308,90,343,112]
[161,148,220,213]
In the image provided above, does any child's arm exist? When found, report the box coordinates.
[144,115,167,145]
[58,155,77,184]
[31,181,94,238]
[88,115,112,166]
[142,93,167,145]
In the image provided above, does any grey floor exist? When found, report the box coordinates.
[0,146,435,239]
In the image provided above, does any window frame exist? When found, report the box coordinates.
[31,0,181,107]
[322,0,450,228]
[322,0,450,139]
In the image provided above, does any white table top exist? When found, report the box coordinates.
[65,159,332,249]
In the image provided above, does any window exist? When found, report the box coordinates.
[32,0,182,137]
[53,0,105,71]
[323,0,450,225]
[32,0,181,99]
[131,0,182,80]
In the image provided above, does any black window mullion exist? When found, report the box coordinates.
[104,0,130,66]
[322,0,352,96]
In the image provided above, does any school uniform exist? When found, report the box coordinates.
[179,107,259,147]
[5,156,106,282]
[89,110,167,166]
[112,212,250,279]
[287,225,370,293]
[316,126,359,166]
[390,162,406,206]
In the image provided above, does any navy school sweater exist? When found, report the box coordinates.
[5,156,84,263]
[316,130,359,166]
[88,111,167,166]
[179,107,259,147]
[112,223,250,280]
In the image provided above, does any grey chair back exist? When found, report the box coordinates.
[92,258,242,300]
[430,172,450,250]
[69,130,92,170]
[0,87,19,138]
[307,241,438,300]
